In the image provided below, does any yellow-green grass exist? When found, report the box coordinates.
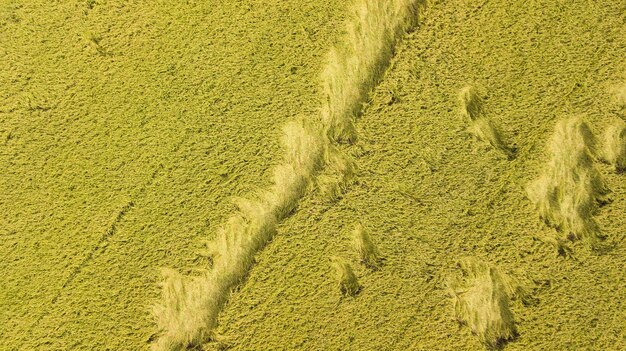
[351,223,382,269]
[321,0,425,143]
[152,0,424,346]
[330,256,361,297]
[152,121,324,350]
[527,117,609,245]
[3,0,626,350]
[602,119,626,172]
[1,1,347,349]
[459,85,515,159]
[215,1,626,350]
[448,258,532,349]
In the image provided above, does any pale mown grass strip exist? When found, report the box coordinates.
[526,117,609,245]
[321,0,426,143]
[152,0,426,348]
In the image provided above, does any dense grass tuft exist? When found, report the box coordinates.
[526,117,609,245]
[351,223,382,269]
[458,85,515,159]
[331,256,360,296]
[152,269,216,351]
[458,85,485,122]
[448,258,531,350]
[601,119,626,173]
[321,0,425,143]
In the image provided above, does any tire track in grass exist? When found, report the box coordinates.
[152,0,427,349]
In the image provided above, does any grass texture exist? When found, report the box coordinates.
[331,256,361,296]
[448,258,531,350]
[526,117,609,245]
[459,86,515,159]
[615,82,626,108]
[152,121,325,350]
[316,144,357,200]
[320,0,425,143]
[351,223,382,269]
[152,0,425,347]
[602,119,626,173]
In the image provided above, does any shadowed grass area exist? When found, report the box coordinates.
[527,117,609,246]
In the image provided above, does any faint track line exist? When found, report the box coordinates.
[24,128,193,337]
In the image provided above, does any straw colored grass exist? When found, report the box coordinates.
[153,0,427,346]
[458,85,485,122]
[615,81,626,108]
[152,121,325,350]
[448,258,531,349]
[316,144,357,200]
[601,119,626,173]
[458,85,515,159]
[351,223,382,269]
[526,117,609,245]
[331,256,360,296]
[321,0,425,143]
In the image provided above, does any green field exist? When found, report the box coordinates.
[2,0,625,350]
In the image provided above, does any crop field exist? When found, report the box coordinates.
[1,0,625,350]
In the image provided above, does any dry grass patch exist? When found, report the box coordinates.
[458,85,515,159]
[448,258,532,349]
[321,0,425,143]
[527,117,609,245]
[351,223,382,269]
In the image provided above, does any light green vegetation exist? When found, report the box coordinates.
[2,0,626,350]
[448,258,531,349]
[527,117,609,245]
